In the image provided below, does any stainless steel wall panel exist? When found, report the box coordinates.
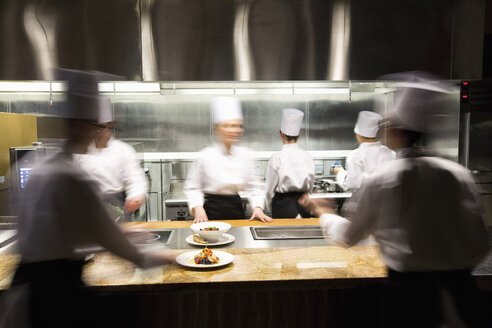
[0,0,485,80]
[307,96,361,151]
[240,96,309,151]
[0,0,141,80]
[348,0,453,79]
[113,95,212,152]
[0,0,37,80]
[150,0,236,81]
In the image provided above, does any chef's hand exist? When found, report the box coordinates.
[192,206,209,223]
[125,196,144,214]
[249,207,273,223]
[298,193,337,217]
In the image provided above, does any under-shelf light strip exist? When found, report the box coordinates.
[0,82,349,95]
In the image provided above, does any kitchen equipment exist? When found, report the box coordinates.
[250,226,324,240]
[10,145,58,195]
[313,179,346,193]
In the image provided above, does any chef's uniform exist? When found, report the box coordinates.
[266,108,314,218]
[77,138,148,214]
[76,99,148,220]
[184,97,265,220]
[319,79,489,327]
[1,70,161,328]
[11,151,157,327]
[336,111,395,190]
[321,150,489,327]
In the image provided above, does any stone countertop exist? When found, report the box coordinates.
[0,246,386,292]
[0,219,388,291]
[1,219,491,292]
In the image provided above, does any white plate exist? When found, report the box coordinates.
[176,250,234,269]
[185,233,235,246]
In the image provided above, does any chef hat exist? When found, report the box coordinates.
[56,68,120,122]
[211,97,243,125]
[353,111,382,138]
[280,108,304,136]
[379,71,458,133]
[98,97,113,123]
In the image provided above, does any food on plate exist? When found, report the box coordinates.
[201,227,219,231]
[193,234,207,244]
[194,247,220,265]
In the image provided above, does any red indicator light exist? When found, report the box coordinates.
[462,82,468,86]
[462,95,468,99]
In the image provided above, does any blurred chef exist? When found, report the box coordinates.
[334,111,395,190]
[1,69,173,328]
[185,97,272,223]
[76,99,148,220]
[299,74,489,327]
[265,108,314,218]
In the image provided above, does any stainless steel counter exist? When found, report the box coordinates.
[153,226,376,250]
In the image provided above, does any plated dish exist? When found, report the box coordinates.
[190,221,232,242]
[176,249,234,269]
[185,233,235,246]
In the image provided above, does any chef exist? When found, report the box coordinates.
[334,111,395,190]
[265,108,314,218]
[1,70,173,328]
[76,99,148,220]
[299,76,489,327]
[184,97,272,223]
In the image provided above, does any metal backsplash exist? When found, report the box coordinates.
[0,82,461,161]
[113,93,366,152]
[0,0,484,80]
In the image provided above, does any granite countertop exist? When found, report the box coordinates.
[1,219,491,291]
[0,219,387,291]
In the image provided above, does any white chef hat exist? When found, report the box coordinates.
[379,72,458,133]
[353,111,382,138]
[280,108,304,136]
[98,97,113,123]
[211,97,243,125]
[57,69,101,121]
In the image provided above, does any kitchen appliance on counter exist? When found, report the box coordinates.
[9,144,59,195]
[313,178,346,193]
[164,181,193,220]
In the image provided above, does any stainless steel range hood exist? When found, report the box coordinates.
[0,0,485,81]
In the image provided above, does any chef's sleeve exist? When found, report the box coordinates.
[122,144,148,201]
[59,177,157,268]
[184,158,205,210]
[265,157,279,212]
[319,184,377,247]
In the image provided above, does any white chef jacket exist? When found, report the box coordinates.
[184,143,265,211]
[336,142,395,190]
[76,137,148,200]
[265,143,314,211]
[17,150,157,268]
[320,148,489,272]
